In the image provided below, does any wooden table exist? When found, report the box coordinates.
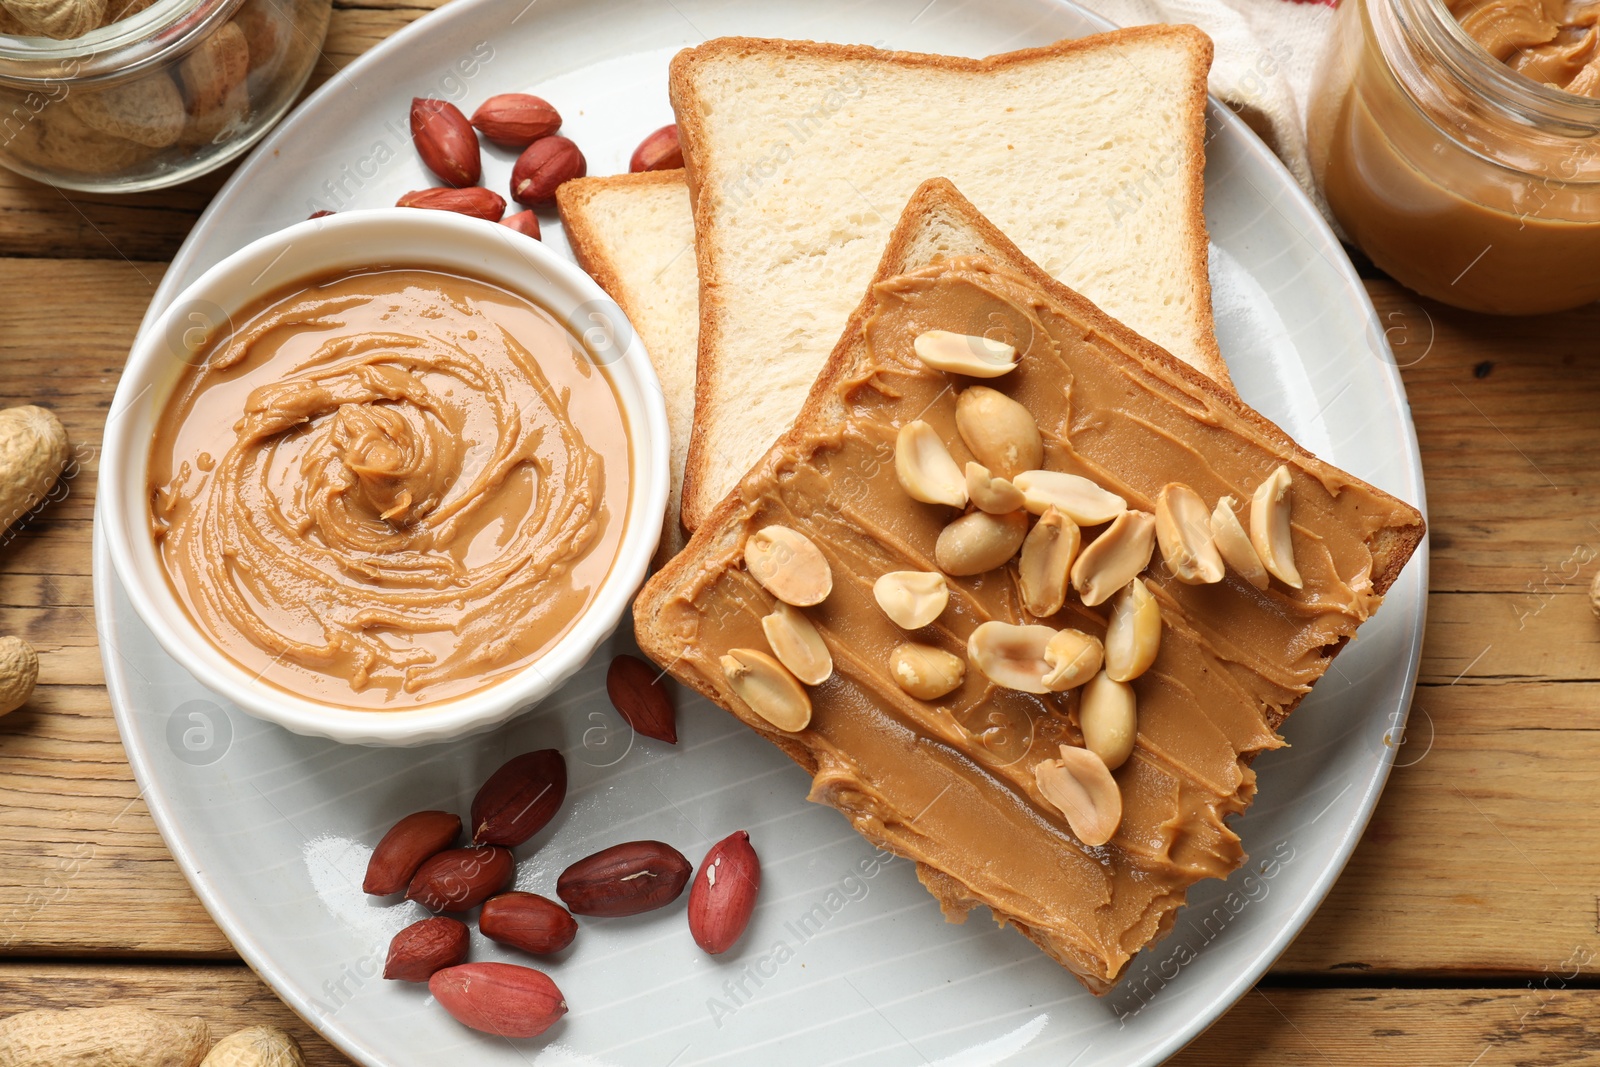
[4,5,1600,1062]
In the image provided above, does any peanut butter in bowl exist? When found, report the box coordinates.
[147,267,631,710]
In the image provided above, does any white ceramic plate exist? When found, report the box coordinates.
[96,0,1429,1064]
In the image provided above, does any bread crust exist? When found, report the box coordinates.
[667,26,1226,530]
[634,177,1424,990]
[557,169,696,562]
[556,168,690,279]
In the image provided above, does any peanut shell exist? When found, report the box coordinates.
[68,72,185,148]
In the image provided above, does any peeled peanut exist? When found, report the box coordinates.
[722,648,811,732]
[1080,671,1137,770]
[889,643,966,700]
[1034,744,1122,847]
[1211,495,1269,590]
[761,602,832,686]
[1105,578,1161,682]
[965,462,1025,514]
[1250,465,1303,589]
[912,330,1017,377]
[1041,628,1103,691]
[745,525,832,606]
[512,135,586,204]
[955,387,1042,479]
[895,420,967,507]
[873,570,948,630]
[1071,510,1156,608]
[935,510,1028,577]
[1018,506,1080,617]
[1013,470,1127,525]
[967,621,1056,694]
[1156,483,1224,584]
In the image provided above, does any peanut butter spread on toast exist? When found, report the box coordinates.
[639,255,1422,991]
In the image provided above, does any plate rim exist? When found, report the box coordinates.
[100,0,1431,1062]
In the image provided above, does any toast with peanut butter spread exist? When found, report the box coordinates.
[633,178,1424,993]
[669,28,1225,530]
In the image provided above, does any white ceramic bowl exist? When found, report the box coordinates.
[98,208,669,746]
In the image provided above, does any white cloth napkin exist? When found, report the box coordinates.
[1088,0,1337,207]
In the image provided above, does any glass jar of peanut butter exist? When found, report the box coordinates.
[1308,0,1600,314]
[0,0,329,192]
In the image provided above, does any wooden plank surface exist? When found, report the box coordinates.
[2,963,1598,1065]
[2,0,1599,1060]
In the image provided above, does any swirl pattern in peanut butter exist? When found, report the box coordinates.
[150,269,629,708]
[1449,0,1600,96]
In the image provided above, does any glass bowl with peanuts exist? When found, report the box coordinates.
[0,0,329,191]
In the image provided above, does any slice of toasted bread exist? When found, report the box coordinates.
[557,170,698,561]
[633,178,1423,992]
[669,27,1225,529]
